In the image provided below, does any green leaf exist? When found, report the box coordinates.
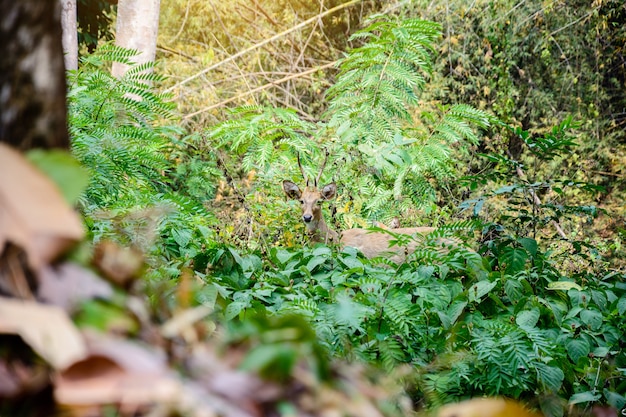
[272,248,296,266]
[516,309,540,328]
[504,278,525,302]
[332,292,370,332]
[566,338,590,363]
[172,228,192,248]
[224,301,247,321]
[27,149,90,204]
[580,309,603,330]
[517,237,538,257]
[568,391,601,405]
[548,281,583,291]
[539,395,565,417]
[603,389,626,410]
[340,255,364,270]
[500,247,529,274]
[468,280,498,303]
[306,256,327,272]
[592,346,610,358]
[196,284,218,309]
[240,343,296,380]
[441,300,467,329]
[536,363,564,392]
[617,296,626,315]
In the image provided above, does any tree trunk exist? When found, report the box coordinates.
[0,0,69,150]
[111,0,161,78]
[61,0,78,71]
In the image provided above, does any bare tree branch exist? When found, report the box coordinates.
[165,0,363,93]
[182,62,336,119]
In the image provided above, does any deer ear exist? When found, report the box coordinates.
[282,180,302,200]
[320,183,337,200]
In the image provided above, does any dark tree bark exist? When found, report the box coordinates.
[0,0,69,150]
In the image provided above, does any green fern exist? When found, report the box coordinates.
[206,17,491,227]
[69,44,178,208]
[69,44,217,261]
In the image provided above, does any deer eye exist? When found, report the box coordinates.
[299,199,304,204]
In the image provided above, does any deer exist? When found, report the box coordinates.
[282,153,445,264]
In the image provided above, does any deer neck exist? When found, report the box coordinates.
[307,214,339,244]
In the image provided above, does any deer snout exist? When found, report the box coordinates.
[303,214,313,222]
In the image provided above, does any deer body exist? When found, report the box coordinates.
[340,226,435,263]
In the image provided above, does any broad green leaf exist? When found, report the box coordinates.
[468,280,498,303]
[240,344,296,378]
[272,248,296,266]
[545,298,568,326]
[566,338,590,363]
[568,391,601,405]
[228,248,246,269]
[312,246,332,257]
[548,281,583,291]
[580,309,603,330]
[448,300,467,326]
[591,290,608,311]
[539,395,565,417]
[500,247,528,274]
[516,309,540,328]
[196,284,218,309]
[306,256,327,271]
[565,306,583,320]
[340,255,364,270]
[517,237,538,257]
[603,389,626,410]
[224,301,247,321]
[332,292,371,332]
[436,300,465,330]
[592,346,609,358]
[418,265,436,280]
[536,363,564,392]
[617,296,626,315]
[504,279,524,302]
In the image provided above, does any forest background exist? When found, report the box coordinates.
[2,0,626,416]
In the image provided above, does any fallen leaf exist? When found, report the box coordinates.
[0,144,84,272]
[161,305,213,341]
[0,297,87,369]
[38,262,113,311]
[437,398,543,417]
[93,240,143,287]
[55,331,174,405]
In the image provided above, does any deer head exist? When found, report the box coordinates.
[283,152,339,243]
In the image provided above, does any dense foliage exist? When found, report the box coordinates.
[67,3,626,416]
[68,45,218,263]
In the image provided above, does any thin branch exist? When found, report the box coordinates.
[508,152,568,239]
[169,0,191,43]
[183,61,336,119]
[157,44,198,62]
[165,0,364,93]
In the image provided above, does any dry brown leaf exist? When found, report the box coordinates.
[161,305,213,341]
[38,262,113,311]
[93,240,143,287]
[55,331,177,409]
[437,398,543,417]
[0,144,84,271]
[0,297,87,369]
